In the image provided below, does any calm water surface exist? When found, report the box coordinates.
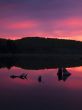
[0,66,82,110]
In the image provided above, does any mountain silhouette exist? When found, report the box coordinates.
[0,37,82,54]
[0,37,82,69]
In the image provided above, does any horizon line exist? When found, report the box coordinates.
[0,36,81,42]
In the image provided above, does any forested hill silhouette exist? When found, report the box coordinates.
[0,37,82,54]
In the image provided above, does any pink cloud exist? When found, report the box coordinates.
[2,20,39,30]
[8,21,37,29]
[0,17,82,41]
[52,17,82,29]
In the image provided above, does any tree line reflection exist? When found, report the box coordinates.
[10,68,71,83]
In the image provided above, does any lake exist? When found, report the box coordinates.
[0,66,82,110]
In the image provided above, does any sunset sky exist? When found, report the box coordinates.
[1,0,82,41]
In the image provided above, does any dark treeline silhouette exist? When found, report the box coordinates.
[0,56,82,70]
[0,55,82,70]
[0,37,82,54]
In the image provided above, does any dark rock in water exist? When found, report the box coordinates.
[38,76,42,83]
[57,68,62,81]
[57,68,71,82]
[10,73,28,80]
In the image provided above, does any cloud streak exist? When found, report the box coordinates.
[0,0,82,40]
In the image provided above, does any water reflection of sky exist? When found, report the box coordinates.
[1,66,82,89]
[0,66,82,110]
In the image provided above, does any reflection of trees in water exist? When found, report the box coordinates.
[57,68,71,81]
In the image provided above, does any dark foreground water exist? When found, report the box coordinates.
[0,66,82,110]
